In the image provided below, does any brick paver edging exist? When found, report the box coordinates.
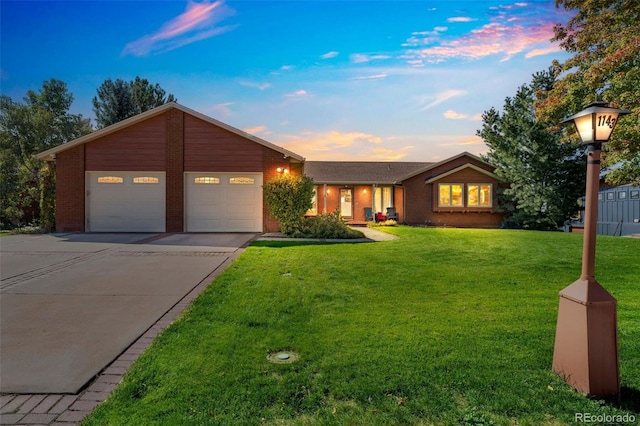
[0,245,248,426]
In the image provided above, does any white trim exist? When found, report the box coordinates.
[425,163,501,184]
[35,102,305,162]
[400,152,500,182]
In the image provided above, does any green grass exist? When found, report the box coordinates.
[83,227,640,425]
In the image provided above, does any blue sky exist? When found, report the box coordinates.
[1,1,571,161]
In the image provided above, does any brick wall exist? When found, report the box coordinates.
[166,110,184,232]
[394,186,404,223]
[353,185,371,222]
[55,145,85,232]
[52,106,304,234]
[402,158,505,227]
[85,115,166,170]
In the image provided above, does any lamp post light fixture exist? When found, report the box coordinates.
[553,101,630,397]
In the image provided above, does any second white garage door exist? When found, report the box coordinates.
[185,173,263,232]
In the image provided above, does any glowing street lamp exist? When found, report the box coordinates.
[553,102,630,397]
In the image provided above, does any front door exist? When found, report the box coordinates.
[340,189,352,217]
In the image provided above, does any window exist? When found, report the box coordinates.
[229,177,254,185]
[194,177,220,184]
[439,184,463,207]
[133,176,159,184]
[438,183,492,208]
[374,186,393,213]
[97,176,123,184]
[631,190,639,200]
[606,192,615,201]
[618,191,627,200]
[467,184,492,207]
[598,193,604,201]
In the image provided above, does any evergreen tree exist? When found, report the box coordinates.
[478,69,586,230]
[92,77,176,128]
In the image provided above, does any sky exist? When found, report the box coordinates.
[1,0,572,162]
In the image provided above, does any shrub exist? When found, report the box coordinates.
[368,219,397,227]
[263,174,314,235]
[295,210,364,239]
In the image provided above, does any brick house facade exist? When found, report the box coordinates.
[38,103,505,233]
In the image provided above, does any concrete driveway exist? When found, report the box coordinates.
[0,232,256,394]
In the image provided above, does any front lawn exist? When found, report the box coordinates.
[84,227,640,425]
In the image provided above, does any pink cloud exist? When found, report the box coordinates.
[412,21,559,63]
[525,45,562,58]
[123,0,236,56]
[448,17,475,23]
[443,110,468,120]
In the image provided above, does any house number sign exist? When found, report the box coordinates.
[597,114,617,129]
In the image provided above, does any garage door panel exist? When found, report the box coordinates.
[130,204,163,217]
[186,173,262,232]
[88,172,165,232]
[227,219,260,231]
[228,191,259,202]
[190,204,225,215]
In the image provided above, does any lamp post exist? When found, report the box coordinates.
[553,101,630,397]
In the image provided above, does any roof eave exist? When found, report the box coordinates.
[424,163,505,184]
[309,180,398,185]
[398,151,487,181]
[34,102,305,162]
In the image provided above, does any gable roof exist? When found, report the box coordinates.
[424,163,503,183]
[398,151,493,181]
[304,161,433,184]
[35,102,305,162]
[304,153,501,184]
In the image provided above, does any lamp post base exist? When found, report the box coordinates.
[552,278,619,397]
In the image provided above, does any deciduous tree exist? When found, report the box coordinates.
[478,69,586,230]
[536,0,639,185]
[0,79,91,228]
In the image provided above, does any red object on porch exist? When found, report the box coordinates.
[376,212,387,222]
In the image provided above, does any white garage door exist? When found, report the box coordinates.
[185,173,263,232]
[87,172,165,232]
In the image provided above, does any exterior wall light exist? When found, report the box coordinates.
[553,101,630,397]
[276,167,289,174]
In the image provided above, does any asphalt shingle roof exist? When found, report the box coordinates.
[304,161,433,184]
